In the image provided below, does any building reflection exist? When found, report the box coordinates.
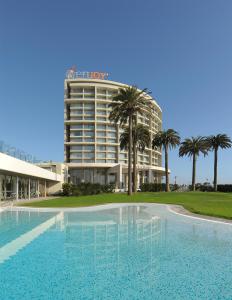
[61,206,162,297]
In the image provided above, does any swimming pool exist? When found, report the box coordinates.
[0,204,232,299]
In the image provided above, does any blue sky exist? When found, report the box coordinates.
[1,0,232,184]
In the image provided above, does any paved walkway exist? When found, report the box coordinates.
[0,196,60,208]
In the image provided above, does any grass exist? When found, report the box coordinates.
[19,192,232,220]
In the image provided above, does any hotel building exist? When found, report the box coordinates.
[64,72,166,189]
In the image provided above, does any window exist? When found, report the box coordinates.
[74,131,83,137]
[107,146,116,152]
[97,152,106,158]
[107,153,116,158]
[84,131,94,137]
[96,159,106,163]
[83,145,94,151]
[97,103,107,109]
[107,125,116,131]
[97,110,106,116]
[97,145,106,151]
[107,132,116,138]
[97,131,105,137]
[97,138,106,143]
[71,146,82,151]
[97,124,106,130]
[83,138,94,142]
[97,117,106,121]
[107,138,116,143]
[71,125,82,130]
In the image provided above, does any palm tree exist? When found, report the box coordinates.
[120,124,150,192]
[206,134,232,192]
[109,86,152,195]
[179,136,209,191]
[152,129,180,192]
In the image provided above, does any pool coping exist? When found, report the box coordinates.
[5,202,232,226]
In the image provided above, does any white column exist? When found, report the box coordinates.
[148,169,153,183]
[44,180,47,197]
[37,180,40,198]
[16,176,19,201]
[28,178,30,200]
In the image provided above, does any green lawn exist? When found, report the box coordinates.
[20,192,232,220]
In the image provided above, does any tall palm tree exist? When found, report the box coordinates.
[109,86,152,195]
[206,134,232,192]
[120,124,150,192]
[152,129,180,192]
[179,136,209,191]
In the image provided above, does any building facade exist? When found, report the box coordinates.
[0,153,64,201]
[64,76,165,190]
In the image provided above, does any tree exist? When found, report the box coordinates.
[120,124,150,192]
[206,134,232,191]
[109,86,152,195]
[152,129,180,192]
[179,136,209,191]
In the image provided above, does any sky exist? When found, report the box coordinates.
[0,0,232,185]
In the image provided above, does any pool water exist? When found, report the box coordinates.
[0,205,232,300]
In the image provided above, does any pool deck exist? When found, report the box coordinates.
[169,204,232,225]
[1,201,232,225]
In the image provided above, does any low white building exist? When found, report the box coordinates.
[0,153,65,201]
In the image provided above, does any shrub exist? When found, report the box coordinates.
[62,183,74,196]
[65,182,115,197]
[140,183,166,192]
[217,185,232,193]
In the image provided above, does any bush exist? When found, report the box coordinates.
[63,182,115,197]
[62,183,74,196]
[217,185,232,193]
[140,183,166,192]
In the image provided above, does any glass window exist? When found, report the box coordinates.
[107,153,116,158]
[97,110,106,116]
[97,103,107,109]
[97,152,106,158]
[107,138,116,143]
[84,152,94,158]
[70,159,82,163]
[84,110,94,115]
[97,138,106,143]
[83,124,94,130]
[70,153,82,158]
[96,159,106,163]
[97,145,106,151]
[107,146,116,152]
[71,146,82,151]
[107,132,116,138]
[84,116,94,120]
[83,131,94,137]
[97,88,106,94]
[97,117,106,121]
[97,124,106,130]
[71,124,82,130]
[97,131,105,137]
[107,125,116,131]
[83,138,94,142]
[83,145,94,151]
[74,131,83,137]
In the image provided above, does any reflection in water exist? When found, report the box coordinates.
[62,206,162,298]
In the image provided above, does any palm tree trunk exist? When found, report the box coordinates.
[192,153,196,191]
[214,148,218,192]
[164,145,169,192]
[133,143,137,193]
[128,116,133,195]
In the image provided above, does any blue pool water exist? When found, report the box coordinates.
[0,204,232,300]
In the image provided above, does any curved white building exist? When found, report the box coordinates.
[64,75,165,189]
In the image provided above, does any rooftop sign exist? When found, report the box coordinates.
[66,66,109,80]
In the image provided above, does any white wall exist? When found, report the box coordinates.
[0,153,62,182]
